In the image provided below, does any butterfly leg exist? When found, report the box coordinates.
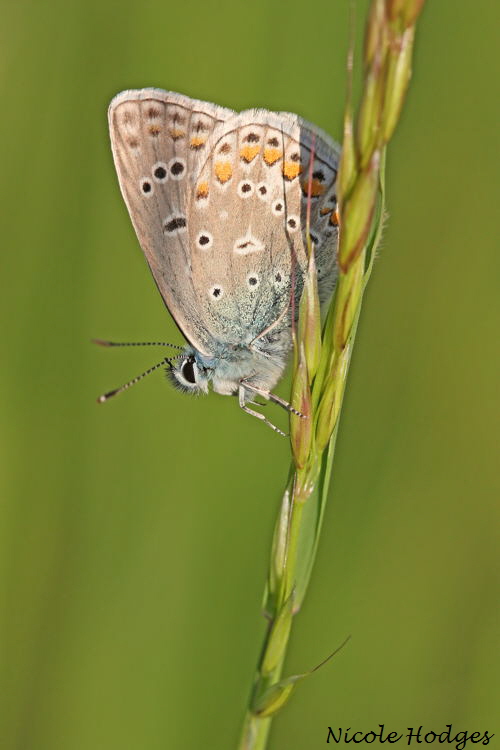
[238,386,287,437]
[240,382,307,419]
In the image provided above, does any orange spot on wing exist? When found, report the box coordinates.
[301,178,326,197]
[214,161,232,183]
[263,147,282,166]
[282,161,302,180]
[190,135,206,149]
[329,209,339,226]
[149,125,161,136]
[320,206,331,215]
[169,128,185,140]
[240,145,260,163]
[196,181,209,199]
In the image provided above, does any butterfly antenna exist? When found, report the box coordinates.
[97,357,177,403]
[92,339,184,350]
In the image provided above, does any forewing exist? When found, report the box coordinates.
[108,88,234,356]
[187,110,341,347]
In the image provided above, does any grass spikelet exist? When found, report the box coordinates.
[238,2,426,748]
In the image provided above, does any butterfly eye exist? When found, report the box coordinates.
[181,358,196,384]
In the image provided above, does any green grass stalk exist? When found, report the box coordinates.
[238,2,426,748]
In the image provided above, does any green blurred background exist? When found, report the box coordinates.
[1,1,498,748]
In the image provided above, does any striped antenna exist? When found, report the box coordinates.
[92,339,184,350]
[97,356,184,403]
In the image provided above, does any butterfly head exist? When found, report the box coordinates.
[167,348,211,395]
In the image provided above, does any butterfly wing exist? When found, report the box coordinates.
[108,88,234,356]
[186,110,341,347]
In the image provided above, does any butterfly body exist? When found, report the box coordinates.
[107,88,341,430]
[170,331,290,397]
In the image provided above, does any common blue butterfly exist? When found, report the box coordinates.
[98,89,340,434]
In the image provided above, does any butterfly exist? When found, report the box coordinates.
[98,88,340,434]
